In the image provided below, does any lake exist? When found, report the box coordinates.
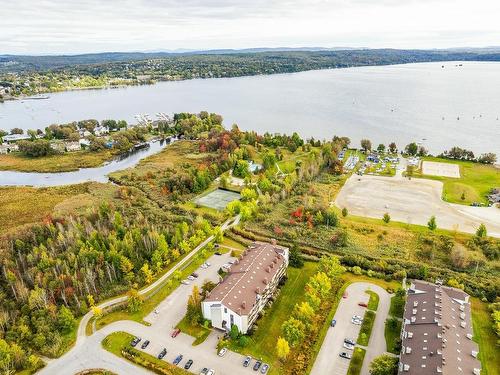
[1,61,499,156]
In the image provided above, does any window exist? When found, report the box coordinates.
[230,314,234,326]
[224,308,227,313]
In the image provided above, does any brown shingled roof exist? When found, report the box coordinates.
[204,241,287,315]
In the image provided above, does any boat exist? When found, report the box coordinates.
[133,142,150,150]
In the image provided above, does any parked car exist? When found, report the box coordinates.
[191,272,199,278]
[352,315,362,320]
[181,280,190,285]
[184,359,193,369]
[205,261,211,267]
[158,348,167,359]
[339,352,352,359]
[330,319,337,327]
[351,318,362,325]
[343,342,355,350]
[358,302,368,307]
[171,328,181,338]
[201,263,208,269]
[243,356,252,367]
[344,338,356,346]
[207,370,215,375]
[131,337,141,347]
[173,354,183,365]
[187,275,195,281]
[141,340,150,349]
[200,368,209,375]
[343,291,348,298]
[218,348,227,357]
[215,251,222,256]
[253,360,262,371]
[260,363,270,374]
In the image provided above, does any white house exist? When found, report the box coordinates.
[202,240,289,334]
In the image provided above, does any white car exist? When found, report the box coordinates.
[218,347,227,357]
[207,370,215,375]
[181,280,190,285]
[343,342,355,350]
[187,275,195,281]
[205,261,211,267]
[352,315,362,320]
[351,318,362,325]
[201,264,208,269]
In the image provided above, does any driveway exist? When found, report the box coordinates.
[310,282,391,375]
[335,174,500,237]
[40,251,255,375]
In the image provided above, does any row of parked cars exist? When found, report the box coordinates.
[243,355,269,373]
[131,336,196,371]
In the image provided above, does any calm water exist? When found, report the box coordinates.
[0,139,170,186]
[1,62,499,157]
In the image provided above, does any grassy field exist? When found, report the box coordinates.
[384,317,402,355]
[346,347,366,375]
[365,290,379,311]
[471,298,500,375]
[388,294,405,318]
[415,156,500,205]
[226,261,319,375]
[357,310,375,346]
[0,150,116,172]
[176,316,211,346]
[102,332,189,375]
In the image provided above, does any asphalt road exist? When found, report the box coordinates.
[310,282,391,375]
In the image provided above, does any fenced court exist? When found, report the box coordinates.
[422,161,460,178]
[194,188,241,210]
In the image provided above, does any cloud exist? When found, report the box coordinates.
[1,0,499,54]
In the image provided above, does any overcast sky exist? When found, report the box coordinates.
[1,0,500,55]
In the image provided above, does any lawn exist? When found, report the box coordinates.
[346,347,366,375]
[226,261,319,374]
[365,290,379,311]
[415,156,500,205]
[471,298,500,375]
[388,294,405,318]
[176,315,211,346]
[357,310,376,346]
[0,149,116,172]
[384,317,402,354]
[102,332,189,375]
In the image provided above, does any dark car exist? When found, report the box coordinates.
[141,340,150,349]
[131,337,141,347]
[330,319,337,327]
[215,251,222,256]
[358,302,368,307]
[243,356,252,367]
[191,272,199,278]
[260,363,270,374]
[184,359,194,369]
[344,338,356,346]
[339,352,352,359]
[173,354,183,365]
[171,328,181,338]
[253,360,262,371]
[158,348,167,359]
[200,368,209,375]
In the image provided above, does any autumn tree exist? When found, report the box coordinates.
[276,337,290,361]
[281,317,305,347]
[369,354,398,375]
[186,285,203,325]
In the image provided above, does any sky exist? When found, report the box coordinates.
[1,0,500,55]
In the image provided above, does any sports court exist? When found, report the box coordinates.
[194,189,241,210]
[422,161,460,178]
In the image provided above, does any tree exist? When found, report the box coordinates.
[477,153,497,164]
[319,255,346,278]
[230,324,240,340]
[127,288,144,313]
[307,272,332,297]
[450,244,469,269]
[294,301,315,325]
[361,139,372,152]
[476,223,487,238]
[461,191,466,201]
[281,317,305,347]
[427,216,437,231]
[276,337,290,361]
[377,144,386,153]
[388,142,397,153]
[383,213,391,224]
[140,263,154,284]
[57,306,76,333]
[10,128,24,135]
[289,244,304,268]
[186,285,203,325]
[369,354,398,375]
[405,142,418,156]
[341,207,348,217]
[233,160,250,178]
[18,140,54,157]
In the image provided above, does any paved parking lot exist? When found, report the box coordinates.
[41,252,262,375]
[310,282,391,375]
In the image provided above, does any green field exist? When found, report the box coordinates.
[346,347,366,375]
[416,157,500,205]
[471,298,500,375]
[365,290,379,311]
[384,317,402,354]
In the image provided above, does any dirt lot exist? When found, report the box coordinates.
[335,174,500,237]
[422,161,460,178]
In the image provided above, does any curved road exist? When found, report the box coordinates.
[41,215,240,374]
